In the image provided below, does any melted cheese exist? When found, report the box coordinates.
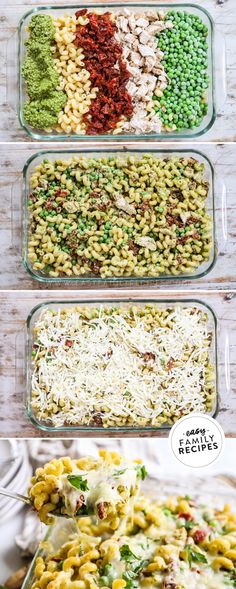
[174,564,228,589]
[58,460,139,519]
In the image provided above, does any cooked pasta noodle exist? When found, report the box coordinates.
[29,450,145,525]
[27,154,212,279]
[31,476,236,589]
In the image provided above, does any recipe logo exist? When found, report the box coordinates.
[169,413,225,468]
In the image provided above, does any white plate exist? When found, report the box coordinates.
[0,445,30,510]
[0,440,23,488]
[0,462,32,522]
[0,459,30,509]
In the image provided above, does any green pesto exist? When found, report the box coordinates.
[22,14,66,128]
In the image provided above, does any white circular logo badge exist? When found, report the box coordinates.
[169,413,225,468]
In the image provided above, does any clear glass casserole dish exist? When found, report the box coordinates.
[18,2,216,141]
[21,476,236,589]
[22,147,216,284]
[25,297,218,433]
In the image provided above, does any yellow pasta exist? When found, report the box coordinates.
[31,476,236,589]
[29,451,145,526]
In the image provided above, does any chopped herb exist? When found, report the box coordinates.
[123,390,131,398]
[136,465,148,481]
[58,561,64,570]
[113,468,127,477]
[120,545,139,563]
[67,475,89,492]
[186,545,208,567]
[122,560,148,589]
[123,571,138,589]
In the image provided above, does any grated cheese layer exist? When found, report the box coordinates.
[30,304,215,428]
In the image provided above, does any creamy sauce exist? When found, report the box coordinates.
[174,564,228,589]
[59,462,139,518]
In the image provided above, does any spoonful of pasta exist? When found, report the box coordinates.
[0,451,147,526]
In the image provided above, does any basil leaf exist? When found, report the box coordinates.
[67,475,89,492]
[136,465,148,481]
[122,559,148,589]
[113,469,127,477]
[186,545,208,566]
[133,560,148,575]
[122,572,138,589]
[120,545,139,562]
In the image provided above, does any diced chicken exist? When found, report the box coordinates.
[139,45,156,58]
[130,51,143,66]
[128,14,136,30]
[118,15,129,32]
[135,85,150,99]
[127,81,139,95]
[63,200,80,213]
[114,9,170,135]
[136,17,149,28]
[113,193,136,215]
[125,33,136,44]
[147,23,166,34]
[135,236,157,251]
[139,31,151,45]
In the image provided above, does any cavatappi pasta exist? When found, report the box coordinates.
[30,303,216,429]
[28,451,146,526]
[32,490,236,589]
[27,154,212,280]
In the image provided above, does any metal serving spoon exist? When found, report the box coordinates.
[0,487,31,505]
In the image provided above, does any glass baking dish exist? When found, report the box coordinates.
[22,147,216,284]
[18,2,216,141]
[21,475,236,589]
[25,297,218,433]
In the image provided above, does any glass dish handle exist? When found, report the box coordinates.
[15,328,27,411]
[214,173,228,255]
[11,174,23,249]
[214,30,227,113]
[6,32,18,112]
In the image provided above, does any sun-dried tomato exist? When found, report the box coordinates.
[45,199,53,210]
[89,260,102,275]
[139,201,151,212]
[74,10,133,134]
[127,240,139,255]
[166,214,184,228]
[177,235,188,245]
[142,352,156,363]
[167,358,174,371]
[178,512,193,521]
[193,530,207,544]
[54,189,69,197]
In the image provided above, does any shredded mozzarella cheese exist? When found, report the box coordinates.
[30,305,215,428]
